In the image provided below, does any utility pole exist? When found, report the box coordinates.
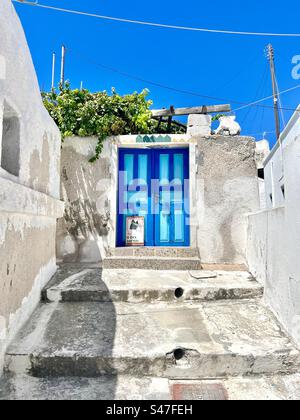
[51,53,56,90]
[266,44,281,141]
[60,45,66,86]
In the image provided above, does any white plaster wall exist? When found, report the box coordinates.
[0,0,63,374]
[0,0,61,198]
[247,106,300,344]
[196,136,260,265]
[57,137,115,262]
[247,211,268,286]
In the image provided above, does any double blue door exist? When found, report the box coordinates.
[117,148,190,247]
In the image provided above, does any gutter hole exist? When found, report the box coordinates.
[175,287,184,299]
[173,348,185,361]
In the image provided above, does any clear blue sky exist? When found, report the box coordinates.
[14,0,300,147]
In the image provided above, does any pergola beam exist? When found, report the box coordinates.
[151,104,231,118]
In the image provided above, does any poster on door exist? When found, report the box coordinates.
[126,216,145,246]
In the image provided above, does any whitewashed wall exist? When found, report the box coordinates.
[0,0,63,373]
[247,106,300,344]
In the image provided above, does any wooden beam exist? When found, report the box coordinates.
[156,116,163,131]
[171,120,187,129]
[152,117,187,130]
[151,104,231,117]
[167,116,173,132]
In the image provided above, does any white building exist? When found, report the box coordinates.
[248,106,300,344]
[0,0,63,372]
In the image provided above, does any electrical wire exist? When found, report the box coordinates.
[210,52,261,95]
[13,1,300,38]
[231,84,300,112]
[68,48,300,113]
[241,63,268,128]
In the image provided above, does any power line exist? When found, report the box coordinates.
[69,48,300,113]
[13,1,300,38]
[232,84,300,112]
[241,63,268,128]
[246,130,275,137]
[210,52,261,94]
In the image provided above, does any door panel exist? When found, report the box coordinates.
[154,149,189,247]
[117,148,189,247]
[117,149,153,246]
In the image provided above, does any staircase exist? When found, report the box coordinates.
[103,247,202,270]
[1,262,300,400]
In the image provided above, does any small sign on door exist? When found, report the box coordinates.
[126,216,145,247]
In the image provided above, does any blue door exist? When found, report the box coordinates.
[117,148,189,247]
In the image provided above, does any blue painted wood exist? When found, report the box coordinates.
[117,149,153,247]
[117,148,190,247]
[154,148,190,247]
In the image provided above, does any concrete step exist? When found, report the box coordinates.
[43,266,263,303]
[103,256,202,271]
[106,247,199,258]
[5,300,300,379]
[1,373,300,400]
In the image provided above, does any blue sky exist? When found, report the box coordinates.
[14,0,300,147]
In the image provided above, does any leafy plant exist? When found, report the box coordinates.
[42,83,185,162]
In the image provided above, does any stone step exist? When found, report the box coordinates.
[103,256,202,271]
[43,266,263,303]
[107,247,199,258]
[5,300,300,379]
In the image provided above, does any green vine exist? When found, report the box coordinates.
[42,83,185,162]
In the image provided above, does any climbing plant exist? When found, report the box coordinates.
[42,83,185,162]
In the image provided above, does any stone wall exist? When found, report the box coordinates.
[57,137,116,263]
[57,134,259,265]
[195,135,260,264]
[57,134,192,262]
[247,106,300,345]
[0,0,63,373]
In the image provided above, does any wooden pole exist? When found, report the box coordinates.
[51,53,56,90]
[266,44,281,141]
[60,45,66,86]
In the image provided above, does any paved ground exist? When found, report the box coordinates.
[1,373,300,400]
[1,264,300,400]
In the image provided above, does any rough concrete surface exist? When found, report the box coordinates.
[5,299,299,378]
[44,266,263,303]
[196,135,260,265]
[103,256,202,271]
[0,374,170,400]
[1,373,300,400]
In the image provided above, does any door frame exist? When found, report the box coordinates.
[116,145,191,248]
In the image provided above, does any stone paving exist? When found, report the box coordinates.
[1,373,300,400]
[1,264,300,400]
